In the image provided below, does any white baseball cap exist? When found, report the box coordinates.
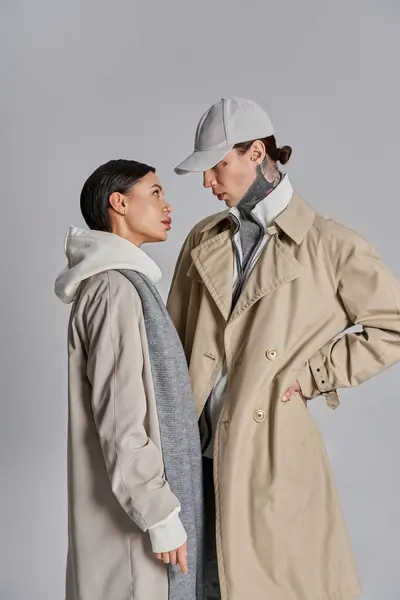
[174,97,274,175]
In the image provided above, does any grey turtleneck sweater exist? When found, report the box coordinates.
[234,171,283,297]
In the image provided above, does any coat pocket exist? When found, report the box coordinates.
[294,392,320,446]
[280,388,319,447]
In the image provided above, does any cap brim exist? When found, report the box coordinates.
[174,146,233,175]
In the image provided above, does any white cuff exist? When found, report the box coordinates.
[148,507,187,554]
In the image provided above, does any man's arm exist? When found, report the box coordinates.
[298,224,400,403]
[167,231,196,345]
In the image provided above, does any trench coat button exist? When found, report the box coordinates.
[265,348,278,361]
[253,409,266,423]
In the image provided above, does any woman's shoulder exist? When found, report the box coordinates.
[77,270,143,316]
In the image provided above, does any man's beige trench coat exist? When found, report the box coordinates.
[167,193,400,600]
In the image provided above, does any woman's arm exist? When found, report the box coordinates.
[83,271,187,553]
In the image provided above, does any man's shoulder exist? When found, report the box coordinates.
[194,209,230,233]
[312,212,370,252]
[186,209,230,246]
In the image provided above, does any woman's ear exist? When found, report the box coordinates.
[109,192,127,216]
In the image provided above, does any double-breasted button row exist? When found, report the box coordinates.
[265,348,278,361]
[253,409,266,423]
[254,348,278,423]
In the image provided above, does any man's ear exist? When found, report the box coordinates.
[249,140,266,166]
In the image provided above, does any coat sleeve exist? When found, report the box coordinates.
[83,272,187,553]
[298,225,400,406]
[166,231,195,345]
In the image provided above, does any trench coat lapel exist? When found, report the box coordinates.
[190,229,234,321]
[188,194,314,323]
[229,232,301,321]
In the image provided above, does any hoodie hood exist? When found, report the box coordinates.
[55,226,162,304]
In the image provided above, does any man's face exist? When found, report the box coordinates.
[203,148,257,208]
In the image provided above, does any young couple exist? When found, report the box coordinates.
[55,98,400,600]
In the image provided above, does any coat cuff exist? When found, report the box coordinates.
[148,507,187,554]
[297,362,319,399]
[298,355,340,409]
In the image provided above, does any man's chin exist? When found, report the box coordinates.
[224,198,237,208]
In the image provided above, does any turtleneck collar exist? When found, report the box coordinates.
[230,174,294,229]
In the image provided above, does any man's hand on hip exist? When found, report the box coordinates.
[281,380,308,406]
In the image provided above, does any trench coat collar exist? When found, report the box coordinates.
[273,192,315,244]
[191,192,315,321]
[199,191,315,244]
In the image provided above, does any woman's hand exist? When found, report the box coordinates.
[281,379,307,406]
[155,541,188,573]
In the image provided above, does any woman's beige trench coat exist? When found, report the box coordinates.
[167,193,400,600]
[55,226,190,600]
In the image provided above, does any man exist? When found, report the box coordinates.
[167,97,400,600]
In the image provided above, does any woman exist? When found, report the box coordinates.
[55,159,204,600]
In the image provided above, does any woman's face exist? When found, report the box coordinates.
[111,171,173,246]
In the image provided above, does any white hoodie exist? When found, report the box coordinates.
[55,225,162,303]
[55,226,187,553]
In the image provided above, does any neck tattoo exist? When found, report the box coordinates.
[238,156,282,217]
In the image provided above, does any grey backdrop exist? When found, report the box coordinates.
[1,0,399,599]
